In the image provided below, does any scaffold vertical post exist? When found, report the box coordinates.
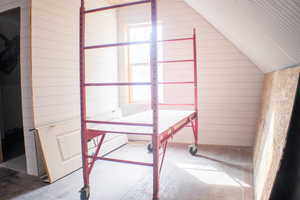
[80,0,89,190]
[150,0,159,199]
[193,28,199,145]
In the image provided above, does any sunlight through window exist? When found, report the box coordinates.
[128,23,163,103]
[177,163,251,188]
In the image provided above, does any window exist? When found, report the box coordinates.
[128,24,163,103]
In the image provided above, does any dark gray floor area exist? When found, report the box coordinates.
[0,167,47,200]
[0,142,253,200]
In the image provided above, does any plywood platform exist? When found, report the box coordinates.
[88,110,195,134]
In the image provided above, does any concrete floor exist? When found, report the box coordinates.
[0,142,253,200]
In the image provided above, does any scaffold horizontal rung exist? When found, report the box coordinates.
[158,59,194,64]
[85,120,153,127]
[132,59,195,65]
[87,129,153,136]
[84,37,193,50]
[85,82,151,86]
[159,104,194,106]
[85,0,151,14]
[87,156,154,167]
[84,81,194,87]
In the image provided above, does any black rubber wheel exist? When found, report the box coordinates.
[80,186,90,200]
[147,143,153,153]
[188,145,198,156]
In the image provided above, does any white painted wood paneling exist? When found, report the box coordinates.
[31,0,120,125]
[31,0,80,126]
[117,0,264,146]
[31,0,127,176]
[0,0,35,175]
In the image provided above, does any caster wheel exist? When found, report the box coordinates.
[80,186,90,200]
[188,144,198,156]
[147,143,153,153]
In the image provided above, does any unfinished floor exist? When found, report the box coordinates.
[0,143,253,200]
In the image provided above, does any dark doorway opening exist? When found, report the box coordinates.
[0,8,24,164]
[270,74,300,200]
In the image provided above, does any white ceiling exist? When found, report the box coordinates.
[184,0,300,72]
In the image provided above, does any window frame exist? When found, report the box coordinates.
[126,23,163,104]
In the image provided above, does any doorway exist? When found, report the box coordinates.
[270,75,300,200]
[0,7,25,172]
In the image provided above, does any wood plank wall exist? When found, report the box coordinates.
[31,0,81,126]
[117,0,264,146]
[254,66,300,200]
[31,0,118,173]
[31,0,118,125]
[0,0,35,175]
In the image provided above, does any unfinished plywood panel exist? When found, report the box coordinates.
[117,0,264,146]
[31,0,127,177]
[254,66,300,200]
[88,110,195,134]
[0,0,35,175]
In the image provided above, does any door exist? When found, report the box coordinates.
[0,90,3,162]
[0,7,25,166]
[37,110,128,183]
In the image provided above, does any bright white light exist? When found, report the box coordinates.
[176,163,218,171]
[177,163,251,188]
[186,170,240,186]
[128,24,164,103]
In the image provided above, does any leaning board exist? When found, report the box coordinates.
[37,117,128,183]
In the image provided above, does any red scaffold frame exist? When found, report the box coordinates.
[79,0,199,199]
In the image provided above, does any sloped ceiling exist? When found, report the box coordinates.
[184,0,300,72]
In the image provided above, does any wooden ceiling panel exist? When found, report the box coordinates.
[185,0,300,73]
